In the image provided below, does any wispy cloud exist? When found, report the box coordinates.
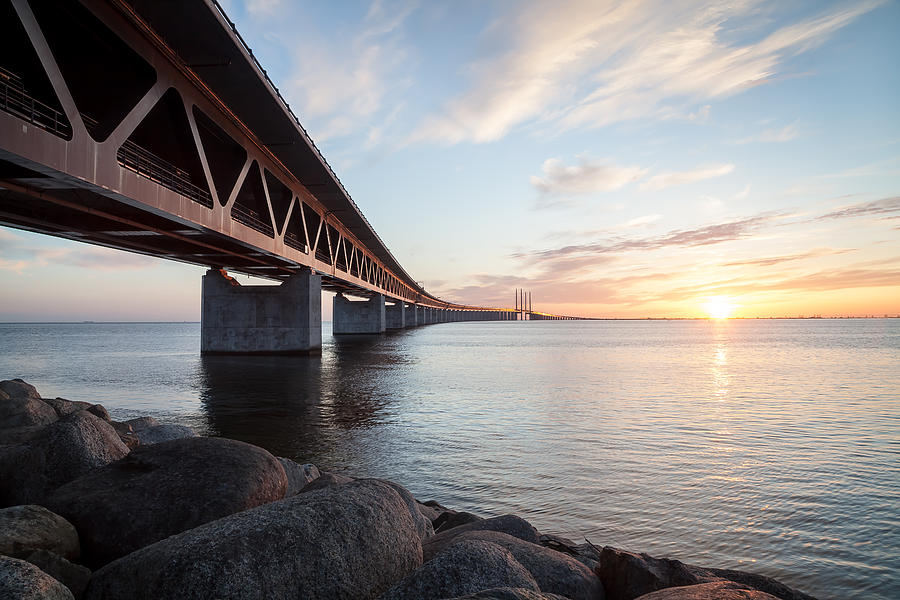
[735,122,800,144]
[721,247,852,267]
[817,196,900,220]
[272,0,416,144]
[0,229,156,273]
[530,157,647,198]
[640,164,735,191]
[411,0,882,144]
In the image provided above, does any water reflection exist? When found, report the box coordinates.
[194,334,412,461]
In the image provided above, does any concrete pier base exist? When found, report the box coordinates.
[201,268,322,354]
[333,293,386,334]
[386,301,406,329]
[404,303,418,327]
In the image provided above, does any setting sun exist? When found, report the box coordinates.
[705,296,735,319]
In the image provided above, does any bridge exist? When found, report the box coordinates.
[0,0,581,354]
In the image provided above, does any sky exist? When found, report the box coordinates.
[1,0,899,320]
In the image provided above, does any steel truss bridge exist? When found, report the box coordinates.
[0,0,580,352]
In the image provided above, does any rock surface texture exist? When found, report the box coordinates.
[84,479,423,600]
[48,436,287,566]
[0,379,58,429]
[0,411,128,507]
[132,423,197,445]
[0,505,80,560]
[0,555,74,600]
[381,539,540,600]
[440,531,603,600]
[445,589,572,600]
[278,457,321,496]
[423,515,542,562]
[22,550,91,600]
[633,581,780,600]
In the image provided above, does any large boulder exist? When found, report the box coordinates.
[598,547,701,600]
[0,411,128,507]
[22,550,91,600]
[440,531,602,600]
[599,548,816,600]
[40,398,93,419]
[376,479,434,541]
[0,505,80,560]
[381,539,540,600]
[434,510,482,532]
[84,479,423,599]
[0,379,57,429]
[299,470,355,492]
[446,589,572,600]
[634,581,780,600]
[132,423,196,445]
[277,457,320,496]
[0,555,74,600]
[686,567,816,600]
[423,515,541,562]
[48,437,287,566]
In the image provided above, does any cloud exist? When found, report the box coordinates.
[721,248,853,267]
[640,164,735,191]
[736,122,800,144]
[273,0,416,144]
[530,157,648,197]
[411,0,882,144]
[0,228,156,273]
[817,196,900,220]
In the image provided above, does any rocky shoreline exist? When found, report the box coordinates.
[1,378,817,600]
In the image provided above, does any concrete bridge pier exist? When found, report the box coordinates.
[386,301,406,329]
[404,303,418,327]
[333,293,386,334]
[201,268,322,354]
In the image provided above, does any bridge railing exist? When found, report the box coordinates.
[116,134,213,209]
[0,66,72,139]
[230,202,274,237]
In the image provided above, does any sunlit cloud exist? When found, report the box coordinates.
[640,164,735,191]
[817,196,900,220]
[721,248,853,268]
[0,230,156,273]
[411,0,882,144]
[530,156,648,198]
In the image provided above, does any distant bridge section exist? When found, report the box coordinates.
[0,0,581,353]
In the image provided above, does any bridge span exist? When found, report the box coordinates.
[0,0,581,353]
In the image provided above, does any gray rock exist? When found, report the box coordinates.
[369,479,434,541]
[41,398,92,419]
[686,567,816,600]
[634,581,780,600]
[598,547,701,600]
[0,378,42,400]
[132,423,196,445]
[440,531,602,600]
[0,424,47,445]
[123,416,158,431]
[0,555,74,600]
[434,510,482,532]
[0,412,129,507]
[299,470,355,492]
[417,501,443,522]
[0,505,80,560]
[23,550,91,600]
[277,457,320,496]
[424,515,541,562]
[445,588,572,600]
[381,539,539,600]
[0,379,57,429]
[84,479,423,600]
[48,437,287,566]
[84,405,109,422]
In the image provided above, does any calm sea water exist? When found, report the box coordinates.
[2,319,898,599]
